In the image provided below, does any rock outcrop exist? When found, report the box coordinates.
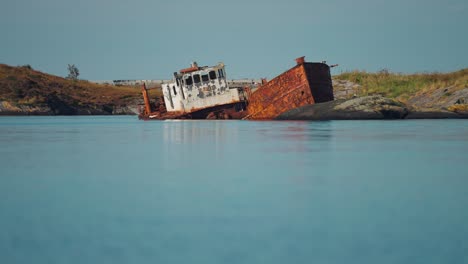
[332,79,361,99]
[407,87,468,109]
[0,98,141,115]
[276,95,468,120]
[406,87,468,117]
[276,96,409,120]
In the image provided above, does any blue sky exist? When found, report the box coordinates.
[1,0,467,80]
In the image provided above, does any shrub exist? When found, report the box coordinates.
[67,64,80,81]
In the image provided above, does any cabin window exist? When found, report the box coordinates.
[172,86,177,95]
[193,74,201,84]
[209,71,216,80]
[176,78,180,86]
[218,69,225,78]
[184,76,193,86]
[166,86,174,109]
[201,74,209,82]
[180,86,185,99]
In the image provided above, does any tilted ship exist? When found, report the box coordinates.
[139,56,335,120]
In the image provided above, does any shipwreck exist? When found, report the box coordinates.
[139,62,250,120]
[139,56,335,120]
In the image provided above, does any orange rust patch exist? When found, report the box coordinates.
[246,63,334,120]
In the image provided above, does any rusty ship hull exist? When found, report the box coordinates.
[138,101,248,120]
[139,57,334,120]
[245,57,334,120]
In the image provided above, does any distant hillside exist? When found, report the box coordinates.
[333,69,468,112]
[0,64,161,115]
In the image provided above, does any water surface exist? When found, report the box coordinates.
[1,117,467,263]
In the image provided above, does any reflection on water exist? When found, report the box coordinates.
[1,117,468,264]
[161,121,239,169]
[160,120,335,171]
[163,120,239,145]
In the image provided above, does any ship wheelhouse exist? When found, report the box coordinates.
[162,62,241,113]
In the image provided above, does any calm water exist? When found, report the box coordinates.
[1,116,467,264]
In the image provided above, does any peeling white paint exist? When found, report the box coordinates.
[162,63,242,113]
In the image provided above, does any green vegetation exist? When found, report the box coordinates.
[335,68,468,100]
[66,64,80,80]
[21,64,33,70]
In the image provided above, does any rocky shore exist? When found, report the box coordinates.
[4,95,467,120]
[0,98,141,116]
[276,95,468,120]
[1,63,467,119]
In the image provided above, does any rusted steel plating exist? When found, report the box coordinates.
[139,57,333,120]
[141,83,152,115]
[179,62,200,74]
[245,56,334,119]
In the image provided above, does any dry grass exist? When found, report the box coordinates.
[448,104,468,113]
[0,64,147,106]
[334,68,468,100]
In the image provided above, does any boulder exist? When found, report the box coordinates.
[276,96,409,120]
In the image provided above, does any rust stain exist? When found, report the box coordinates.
[141,83,152,115]
[139,57,334,120]
[179,62,200,74]
[245,57,334,120]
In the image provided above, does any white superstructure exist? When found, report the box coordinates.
[162,62,242,113]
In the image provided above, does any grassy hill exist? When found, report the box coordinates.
[333,68,468,112]
[0,64,161,115]
[334,68,468,99]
